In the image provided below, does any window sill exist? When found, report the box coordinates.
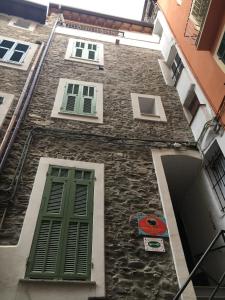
[65,57,103,67]
[59,112,98,119]
[19,278,96,286]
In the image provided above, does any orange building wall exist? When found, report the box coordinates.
[158,0,225,125]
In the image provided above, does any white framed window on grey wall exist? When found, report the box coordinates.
[0,92,14,127]
[65,38,104,66]
[131,93,167,122]
[8,17,36,31]
[0,36,38,70]
[51,78,103,124]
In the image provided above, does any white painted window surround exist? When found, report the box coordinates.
[131,93,167,122]
[0,36,38,71]
[8,17,36,31]
[51,78,103,124]
[0,92,14,127]
[0,158,105,300]
[65,38,104,66]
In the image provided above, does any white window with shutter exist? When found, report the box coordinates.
[0,36,38,70]
[65,38,104,66]
[51,78,103,124]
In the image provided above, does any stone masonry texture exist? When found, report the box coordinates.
[0,15,195,300]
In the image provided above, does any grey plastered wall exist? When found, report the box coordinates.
[0,28,194,299]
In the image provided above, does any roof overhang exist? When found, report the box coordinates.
[49,3,153,34]
[0,0,47,24]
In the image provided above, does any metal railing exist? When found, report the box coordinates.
[184,0,210,45]
[174,230,225,300]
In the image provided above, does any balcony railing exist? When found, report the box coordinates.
[184,0,210,45]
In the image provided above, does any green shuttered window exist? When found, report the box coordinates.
[26,166,94,280]
[72,41,99,62]
[217,32,225,65]
[60,83,97,116]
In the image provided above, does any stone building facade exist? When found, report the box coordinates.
[0,3,198,300]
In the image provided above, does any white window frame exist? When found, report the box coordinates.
[8,17,36,31]
[0,92,14,127]
[0,36,38,70]
[65,38,104,66]
[131,93,167,122]
[51,78,103,124]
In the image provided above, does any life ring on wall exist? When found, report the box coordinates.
[138,214,167,236]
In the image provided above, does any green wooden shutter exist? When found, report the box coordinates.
[72,41,86,58]
[60,169,94,280]
[87,43,98,61]
[79,85,96,116]
[217,32,225,64]
[60,83,81,114]
[26,166,94,281]
[26,166,70,279]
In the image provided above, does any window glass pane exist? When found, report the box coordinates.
[83,86,88,96]
[81,42,85,48]
[0,96,4,104]
[75,48,82,57]
[89,87,94,97]
[75,170,83,179]
[88,44,92,49]
[66,96,76,111]
[0,40,14,48]
[88,51,95,60]
[218,32,225,64]
[60,169,69,177]
[51,168,60,176]
[67,84,73,94]
[0,48,8,59]
[15,43,29,52]
[9,51,23,62]
[76,42,80,47]
[74,84,79,94]
[93,45,97,51]
[83,98,92,113]
[84,171,91,179]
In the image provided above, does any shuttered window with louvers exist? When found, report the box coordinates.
[26,166,94,280]
[60,82,96,116]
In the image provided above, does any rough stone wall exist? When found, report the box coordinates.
[0,13,53,141]
[0,26,195,299]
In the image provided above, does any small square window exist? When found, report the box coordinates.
[0,96,4,104]
[183,90,203,124]
[8,17,36,31]
[131,93,167,122]
[65,38,104,66]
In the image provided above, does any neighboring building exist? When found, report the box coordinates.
[142,0,225,299]
[1,1,224,300]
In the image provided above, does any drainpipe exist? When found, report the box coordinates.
[0,16,60,172]
[0,43,44,160]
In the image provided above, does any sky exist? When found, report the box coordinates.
[27,0,145,21]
